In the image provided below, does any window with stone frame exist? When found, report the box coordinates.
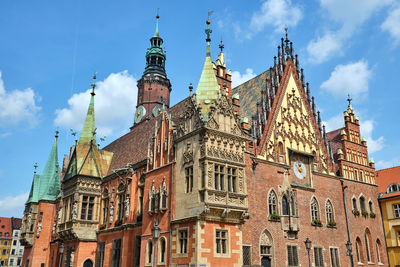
[227,167,237,192]
[102,196,109,224]
[330,247,340,267]
[313,247,324,267]
[376,240,382,263]
[352,198,358,211]
[394,204,400,218]
[117,193,125,221]
[311,197,320,223]
[81,195,95,221]
[287,245,298,266]
[185,167,193,193]
[268,190,278,216]
[96,242,105,267]
[359,196,366,212]
[214,164,225,191]
[365,232,371,262]
[216,229,228,254]
[326,200,334,223]
[111,238,122,267]
[242,245,251,265]
[146,239,153,265]
[159,237,166,264]
[178,229,188,254]
[137,187,143,222]
[282,196,289,215]
[369,201,374,213]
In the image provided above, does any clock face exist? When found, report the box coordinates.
[152,104,163,117]
[293,160,307,179]
[134,105,146,124]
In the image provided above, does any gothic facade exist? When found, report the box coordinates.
[20,17,388,267]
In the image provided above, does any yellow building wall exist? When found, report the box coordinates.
[0,238,11,266]
[381,196,400,267]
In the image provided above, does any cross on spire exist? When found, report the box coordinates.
[91,72,97,96]
[219,40,224,52]
[55,130,59,139]
[34,162,38,173]
[347,94,352,105]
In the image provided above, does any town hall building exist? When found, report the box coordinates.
[20,15,388,267]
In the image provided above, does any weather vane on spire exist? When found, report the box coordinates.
[347,94,352,105]
[34,162,38,174]
[55,130,59,139]
[91,72,97,96]
[205,11,213,43]
[219,39,224,52]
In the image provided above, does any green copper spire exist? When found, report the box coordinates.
[26,163,40,204]
[78,74,97,145]
[154,11,160,37]
[195,18,220,118]
[38,131,61,201]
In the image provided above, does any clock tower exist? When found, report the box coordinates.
[134,14,171,125]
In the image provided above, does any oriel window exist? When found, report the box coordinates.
[214,165,225,191]
[227,167,237,193]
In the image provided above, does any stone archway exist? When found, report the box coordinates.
[83,259,93,267]
[260,229,274,267]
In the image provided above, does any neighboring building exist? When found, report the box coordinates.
[376,166,400,266]
[0,217,12,266]
[20,16,389,267]
[8,218,23,267]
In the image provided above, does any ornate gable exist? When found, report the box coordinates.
[258,61,333,175]
[175,96,204,139]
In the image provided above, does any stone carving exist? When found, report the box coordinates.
[109,203,114,223]
[124,197,130,218]
[183,150,193,164]
[57,208,62,224]
[36,222,42,238]
[72,202,78,220]
[260,231,272,245]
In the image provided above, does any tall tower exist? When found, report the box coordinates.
[134,14,171,125]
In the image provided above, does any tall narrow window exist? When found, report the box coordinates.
[117,194,125,220]
[311,197,320,222]
[313,247,324,267]
[96,242,105,267]
[185,167,193,193]
[147,240,153,264]
[159,238,166,263]
[214,165,225,191]
[216,230,228,254]
[102,198,109,224]
[290,196,296,216]
[365,232,371,262]
[360,196,366,212]
[242,245,251,265]
[268,190,277,215]
[352,198,357,211]
[326,200,334,223]
[287,245,298,266]
[179,229,188,254]
[330,247,340,267]
[111,239,122,267]
[227,167,237,192]
[282,196,289,215]
[81,196,95,220]
[369,201,373,213]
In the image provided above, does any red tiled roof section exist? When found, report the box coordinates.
[102,97,190,175]
[376,166,400,194]
[0,217,12,239]
[327,128,343,173]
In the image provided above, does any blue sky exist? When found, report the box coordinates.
[0,0,399,217]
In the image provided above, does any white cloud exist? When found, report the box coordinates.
[308,0,393,63]
[55,70,137,138]
[250,0,302,33]
[376,158,400,170]
[323,113,344,132]
[231,68,257,88]
[0,72,41,128]
[307,32,343,64]
[381,4,400,45]
[360,119,384,154]
[0,192,29,218]
[321,60,372,98]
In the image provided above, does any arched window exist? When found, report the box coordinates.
[376,239,382,264]
[360,196,366,212]
[311,197,320,222]
[387,183,400,193]
[369,201,373,213]
[147,239,153,264]
[326,200,334,223]
[365,232,371,262]
[290,196,296,216]
[159,237,167,264]
[356,237,364,263]
[282,196,289,215]
[352,198,358,210]
[268,190,277,215]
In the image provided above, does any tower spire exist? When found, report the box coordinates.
[79,74,96,144]
[154,9,160,37]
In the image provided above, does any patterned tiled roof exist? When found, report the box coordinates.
[327,128,343,174]
[376,166,400,194]
[232,70,269,122]
[103,97,189,174]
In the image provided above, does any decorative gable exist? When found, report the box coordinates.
[259,63,333,175]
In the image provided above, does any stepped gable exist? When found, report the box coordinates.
[232,70,269,122]
[327,128,343,172]
[103,97,189,174]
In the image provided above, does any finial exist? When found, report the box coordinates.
[219,39,224,53]
[33,162,38,174]
[55,130,59,139]
[347,94,352,105]
[205,12,213,43]
[156,8,160,19]
[284,26,288,40]
[91,72,97,96]
[189,83,193,96]
[70,128,77,144]
[154,8,160,37]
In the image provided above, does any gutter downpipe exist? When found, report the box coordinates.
[341,179,354,267]
[168,163,174,267]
